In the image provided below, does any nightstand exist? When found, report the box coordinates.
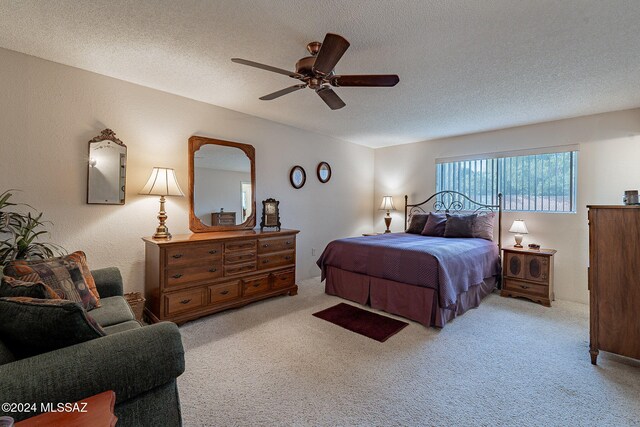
[501,246,556,307]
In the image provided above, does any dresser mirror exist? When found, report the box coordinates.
[87,129,127,204]
[188,136,256,232]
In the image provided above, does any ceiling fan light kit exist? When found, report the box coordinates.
[232,33,399,110]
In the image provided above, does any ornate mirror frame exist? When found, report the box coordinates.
[87,129,127,205]
[188,136,256,232]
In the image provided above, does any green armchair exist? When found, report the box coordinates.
[0,267,185,426]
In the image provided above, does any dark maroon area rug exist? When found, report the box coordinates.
[312,303,409,342]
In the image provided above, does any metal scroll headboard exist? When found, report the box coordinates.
[404,190,503,253]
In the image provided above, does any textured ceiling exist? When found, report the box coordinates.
[1,0,639,148]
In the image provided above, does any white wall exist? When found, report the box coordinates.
[0,47,374,292]
[194,167,250,224]
[374,109,640,304]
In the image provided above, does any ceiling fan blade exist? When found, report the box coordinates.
[331,74,400,87]
[259,84,307,100]
[231,58,303,79]
[316,87,346,110]
[312,33,350,76]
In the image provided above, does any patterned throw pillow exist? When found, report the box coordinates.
[0,297,105,359]
[406,213,429,234]
[444,213,478,238]
[4,251,100,310]
[421,212,447,237]
[0,276,59,299]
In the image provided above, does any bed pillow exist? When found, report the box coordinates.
[473,212,496,240]
[4,251,100,310]
[0,276,59,299]
[406,213,429,234]
[444,213,477,238]
[0,297,105,359]
[421,212,447,237]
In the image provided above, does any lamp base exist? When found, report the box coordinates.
[514,234,524,248]
[153,195,172,240]
[384,212,392,233]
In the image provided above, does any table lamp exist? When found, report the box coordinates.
[509,219,528,248]
[379,196,396,233]
[140,167,184,239]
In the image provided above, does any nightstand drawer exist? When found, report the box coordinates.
[524,255,549,283]
[504,279,548,297]
[505,252,525,279]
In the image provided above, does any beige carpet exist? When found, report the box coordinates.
[178,278,640,426]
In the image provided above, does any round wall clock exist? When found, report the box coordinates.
[317,161,332,183]
[290,165,306,189]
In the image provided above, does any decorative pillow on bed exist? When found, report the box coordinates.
[0,297,105,359]
[0,276,59,299]
[472,212,496,240]
[421,212,447,237]
[406,213,429,234]
[4,251,100,310]
[444,213,477,238]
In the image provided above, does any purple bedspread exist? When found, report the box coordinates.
[316,233,500,309]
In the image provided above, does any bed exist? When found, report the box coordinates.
[316,191,503,327]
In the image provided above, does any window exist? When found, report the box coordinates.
[436,148,578,213]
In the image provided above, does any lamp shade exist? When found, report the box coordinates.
[379,196,396,211]
[509,219,529,234]
[139,167,184,197]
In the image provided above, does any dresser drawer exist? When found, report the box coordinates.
[258,251,295,270]
[258,236,296,254]
[242,275,270,296]
[224,262,257,276]
[225,251,256,265]
[166,261,223,286]
[166,243,222,266]
[209,281,240,304]
[225,240,257,252]
[272,269,295,290]
[165,288,205,315]
[504,278,548,297]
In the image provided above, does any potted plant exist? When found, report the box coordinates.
[0,190,65,268]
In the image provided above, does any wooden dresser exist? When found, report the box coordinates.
[501,246,556,307]
[588,205,640,365]
[143,229,299,324]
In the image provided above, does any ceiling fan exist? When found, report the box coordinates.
[231,33,399,110]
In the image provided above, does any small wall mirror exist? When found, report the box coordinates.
[189,136,256,232]
[87,129,126,204]
[317,161,331,183]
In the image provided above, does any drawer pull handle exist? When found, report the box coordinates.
[262,259,269,264]
[209,250,218,254]
[172,273,183,279]
[263,244,269,248]
[209,268,217,273]
[520,285,530,289]
[286,241,292,245]
[171,254,183,259]
[253,283,261,288]
[180,299,191,304]
[220,290,229,295]
[285,256,292,260]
